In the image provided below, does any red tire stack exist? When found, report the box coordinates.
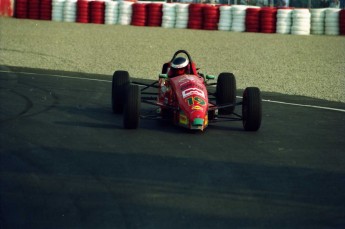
[202,5,219,30]
[147,3,163,27]
[40,0,52,20]
[28,0,40,20]
[77,0,90,23]
[131,3,148,26]
[15,0,28,19]
[188,3,204,30]
[90,1,105,24]
[340,9,345,36]
[246,7,261,32]
[260,7,277,33]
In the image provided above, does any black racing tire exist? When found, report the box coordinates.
[216,72,237,114]
[123,84,141,129]
[242,87,262,131]
[112,71,130,113]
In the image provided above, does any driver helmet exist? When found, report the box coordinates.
[170,57,189,77]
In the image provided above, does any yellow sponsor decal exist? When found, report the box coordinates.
[179,113,188,125]
[192,106,202,110]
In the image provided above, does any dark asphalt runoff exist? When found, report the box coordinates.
[1,65,345,229]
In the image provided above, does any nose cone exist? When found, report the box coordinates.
[190,117,207,131]
[193,118,204,126]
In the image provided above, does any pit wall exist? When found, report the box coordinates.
[4,0,345,36]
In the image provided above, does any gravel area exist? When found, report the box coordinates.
[0,17,344,102]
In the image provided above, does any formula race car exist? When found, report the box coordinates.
[112,50,262,131]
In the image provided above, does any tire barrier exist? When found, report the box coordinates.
[131,3,147,26]
[325,8,341,35]
[90,1,105,24]
[77,0,90,23]
[105,1,119,25]
[340,9,345,35]
[175,3,189,29]
[118,1,133,25]
[63,0,77,23]
[231,5,247,32]
[276,8,292,34]
[40,0,52,20]
[203,4,219,30]
[218,5,232,31]
[260,7,277,33]
[162,3,176,29]
[14,0,28,19]
[310,8,326,35]
[188,3,204,30]
[245,7,261,33]
[291,8,311,35]
[28,0,40,20]
[12,1,345,36]
[147,3,162,27]
[52,0,65,22]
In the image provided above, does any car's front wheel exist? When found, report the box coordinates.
[216,72,236,114]
[242,87,262,131]
[123,84,141,129]
[112,70,130,113]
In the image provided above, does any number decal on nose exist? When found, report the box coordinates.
[186,97,206,106]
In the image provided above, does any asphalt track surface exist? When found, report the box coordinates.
[1,65,345,229]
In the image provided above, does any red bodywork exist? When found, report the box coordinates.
[154,50,217,130]
[158,73,210,130]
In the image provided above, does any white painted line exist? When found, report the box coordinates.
[47,74,112,83]
[2,69,345,113]
[263,99,345,113]
[0,70,112,83]
[236,96,345,113]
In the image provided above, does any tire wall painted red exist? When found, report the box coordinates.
[0,0,14,16]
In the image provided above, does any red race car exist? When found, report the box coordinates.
[112,50,262,131]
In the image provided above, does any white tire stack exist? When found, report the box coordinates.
[291,9,311,35]
[63,0,77,23]
[162,3,176,29]
[325,8,341,35]
[231,5,247,32]
[276,9,293,34]
[310,8,326,35]
[118,1,133,26]
[218,5,232,31]
[52,0,65,22]
[175,3,189,29]
[105,1,119,25]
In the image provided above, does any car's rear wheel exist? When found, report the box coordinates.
[124,84,141,129]
[216,72,236,114]
[242,87,262,131]
[112,70,130,113]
